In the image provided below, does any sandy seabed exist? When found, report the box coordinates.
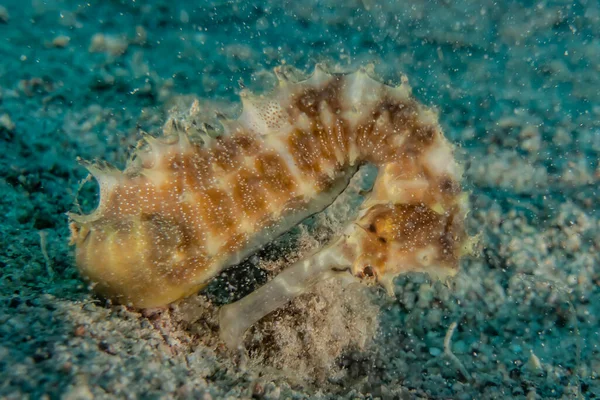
[0,1,598,399]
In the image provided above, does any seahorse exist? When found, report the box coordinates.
[68,65,470,349]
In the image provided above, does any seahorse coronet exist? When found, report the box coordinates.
[68,65,470,347]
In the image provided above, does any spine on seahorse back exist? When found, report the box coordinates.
[68,65,467,309]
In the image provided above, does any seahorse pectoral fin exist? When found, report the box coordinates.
[377,274,397,298]
[219,238,352,350]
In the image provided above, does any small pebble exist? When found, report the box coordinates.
[252,380,264,396]
[133,26,147,45]
[0,114,15,132]
[0,6,8,23]
[263,382,281,400]
[52,35,71,48]
[89,33,128,56]
[73,325,86,337]
[429,347,442,356]
[62,376,94,400]
[426,308,442,325]
[416,284,434,308]
[98,341,116,355]
[526,351,543,373]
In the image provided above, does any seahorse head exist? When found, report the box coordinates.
[348,196,469,294]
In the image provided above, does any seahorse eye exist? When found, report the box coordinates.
[362,265,375,278]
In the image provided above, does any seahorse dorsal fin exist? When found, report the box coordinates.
[274,64,307,86]
[305,63,334,87]
[77,157,122,182]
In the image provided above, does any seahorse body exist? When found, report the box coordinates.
[68,66,468,320]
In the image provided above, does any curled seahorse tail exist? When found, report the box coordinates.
[219,237,353,349]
